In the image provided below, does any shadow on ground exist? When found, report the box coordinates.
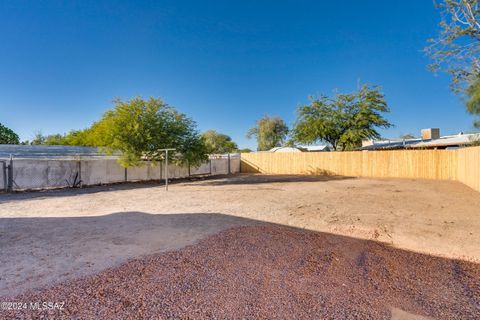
[0,211,478,319]
[0,175,225,204]
[184,173,354,186]
[0,174,353,203]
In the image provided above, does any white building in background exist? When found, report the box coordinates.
[360,128,480,151]
[268,145,331,153]
[299,145,331,152]
[269,147,303,153]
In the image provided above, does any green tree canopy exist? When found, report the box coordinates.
[30,132,72,145]
[24,97,208,166]
[292,85,393,151]
[466,78,480,128]
[30,132,45,145]
[90,97,207,167]
[202,130,238,154]
[0,123,20,144]
[247,115,289,151]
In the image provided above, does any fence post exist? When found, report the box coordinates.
[227,153,231,175]
[124,167,128,182]
[1,161,6,192]
[77,154,82,188]
[7,154,13,192]
[209,159,212,175]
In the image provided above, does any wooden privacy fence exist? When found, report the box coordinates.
[240,146,480,192]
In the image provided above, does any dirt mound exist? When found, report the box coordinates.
[2,225,479,319]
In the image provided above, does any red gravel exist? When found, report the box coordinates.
[2,225,479,319]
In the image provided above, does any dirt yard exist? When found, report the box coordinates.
[0,174,479,319]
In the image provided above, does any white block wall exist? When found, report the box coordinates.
[4,156,241,190]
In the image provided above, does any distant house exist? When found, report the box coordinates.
[360,128,480,151]
[269,147,303,153]
[268,145,331,153]
[299,145,332,152]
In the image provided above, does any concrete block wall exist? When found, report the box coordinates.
[12,159,79,189]
[105,159,126,183]
[166,164,189,179]
[230,157,241,174]
[4,155,241,191]
[190,162,211,175]
[211,158,228,175]
[81,160,108,185]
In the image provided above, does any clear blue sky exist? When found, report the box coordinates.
[0,0,477,149]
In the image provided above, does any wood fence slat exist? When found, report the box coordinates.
[240,147,480,192]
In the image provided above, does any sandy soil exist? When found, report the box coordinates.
[2,226,479,319]
[0,174,479,299]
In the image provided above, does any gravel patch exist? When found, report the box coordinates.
[2,225,479,319]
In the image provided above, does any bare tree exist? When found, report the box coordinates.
[427,0,480,127]
[426,0,480,90]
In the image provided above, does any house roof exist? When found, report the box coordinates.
[359,133,479,150]
[299,145,330,151]
[269,147,303,153]
[407,133,480,149]
[359,139,422,150]
[0,144,118,159]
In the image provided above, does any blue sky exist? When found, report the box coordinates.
[0,0,477,149]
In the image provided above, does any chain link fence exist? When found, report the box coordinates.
[0,154,240,192]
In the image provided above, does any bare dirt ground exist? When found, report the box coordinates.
[1,174,479,318]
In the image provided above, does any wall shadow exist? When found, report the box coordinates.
[188,173,354,186]
[0,174,352,203]
[0,211,479,319]
[0,175,229,204]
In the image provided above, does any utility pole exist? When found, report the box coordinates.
[159,148,176,191]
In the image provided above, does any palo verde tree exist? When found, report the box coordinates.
[247,115,289,151]
[466,78,480,127]
[292,85,393,151]
[90,97,208,167]
[0,123,20,144]
[427,0,480,127]
[30,132,67,145]
[202,130,238,154]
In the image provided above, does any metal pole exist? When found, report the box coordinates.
[78,155,82,188]
[158,148,176,191]
[165,149,169,191]
[1,161,6,192]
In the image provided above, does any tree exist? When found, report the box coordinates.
[30,132,67,145]
[292,85,393,151]
[0,123,20,144]
[247,116,289,151]
[202,130,238,154]
[399,133,416,140]
[60,128,97,146]
[44,134,67,145]
[466,77,480,127]
[427,0,480,126]
[427,0,480,88]
[237,148,252,153]
[30,132,46,145]
[91,97,207,167]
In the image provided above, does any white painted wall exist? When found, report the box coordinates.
[5,156,240,190]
